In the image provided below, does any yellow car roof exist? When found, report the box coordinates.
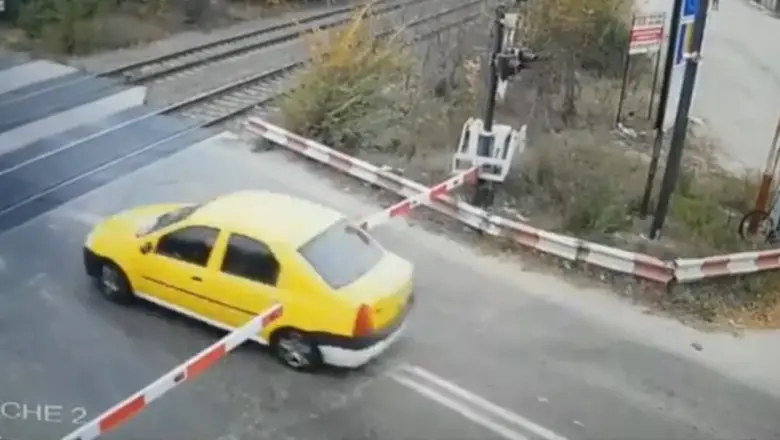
[192,190,345,248]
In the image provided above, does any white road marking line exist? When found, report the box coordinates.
[54,209,107,226]
[397,365,569,440]
[391,373,531,440]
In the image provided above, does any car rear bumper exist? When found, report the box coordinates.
[315,292,414,368]
[320,322,407,368]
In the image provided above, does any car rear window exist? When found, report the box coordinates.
[298,219,384,290]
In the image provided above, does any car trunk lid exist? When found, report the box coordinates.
[338,253,414,332]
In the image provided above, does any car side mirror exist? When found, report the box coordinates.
[140,242,153,254]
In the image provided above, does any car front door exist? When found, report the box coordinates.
[135,225,222,322]
[208,233,281,339]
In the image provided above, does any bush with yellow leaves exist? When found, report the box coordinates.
[280,4,414,154]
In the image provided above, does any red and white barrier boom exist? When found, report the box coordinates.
[61,153,478,440]
[358,166,479,230]
[61,304,283,440]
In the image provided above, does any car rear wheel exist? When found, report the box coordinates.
[98,261,134,304]
[271,329,322,372]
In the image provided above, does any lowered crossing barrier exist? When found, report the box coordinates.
[673,249,780,282]
[244,116,780,285]
[357,166,479,230]
[60,304,283,440]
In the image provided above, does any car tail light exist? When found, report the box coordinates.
[353,304,374,337]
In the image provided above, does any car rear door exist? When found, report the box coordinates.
[206,233,281,340]
[135,225,223,322]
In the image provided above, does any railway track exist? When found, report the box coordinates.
[103,0,426,85]
[70,0,482,133]
[0,0,424,105]
[0,0,482,235]
[2,1,481,170]
[7,0,480,111]
[166,0,483,127]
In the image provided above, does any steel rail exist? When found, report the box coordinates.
[0,0,421,105]
[0,2,482,223]
[113,0,427,84]
[173,0,483,127]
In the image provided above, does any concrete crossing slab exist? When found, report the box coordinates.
[0,71,86,106]
[0,54,30,72]
[0,106,154,171]
[0,59,77,95]
[0,56,224,233]
[0,82,147,156]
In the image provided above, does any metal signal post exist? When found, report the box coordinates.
[471,5,506,208]
[639,0,685,218]
[649,0,710,239]
[468,4,537,208]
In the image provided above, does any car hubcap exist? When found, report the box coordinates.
[101,266,120,296]
[278,335,311,368]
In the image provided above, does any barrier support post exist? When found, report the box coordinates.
[472,5,505,208]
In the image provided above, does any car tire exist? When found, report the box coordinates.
[98,261,134,304]
[271,329,322,372]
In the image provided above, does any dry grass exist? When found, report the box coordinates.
[507,124,762,257]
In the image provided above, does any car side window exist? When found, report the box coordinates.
[221,234,280,286]
[155,226,220,267]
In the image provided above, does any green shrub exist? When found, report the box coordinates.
[517,130,640,237]
[579,10,631,76]
[17,0,106,53]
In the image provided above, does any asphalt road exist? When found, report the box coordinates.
[639,0,780,171]
[1,132,779,440]
[690,0,780,170]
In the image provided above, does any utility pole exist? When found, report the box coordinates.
[744,114,780,236]
[638,0,685,217]
[472,5,506,208]
[648,0,710,239]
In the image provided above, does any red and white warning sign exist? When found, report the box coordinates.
[629,12,666,55]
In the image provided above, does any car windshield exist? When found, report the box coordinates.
[298,219,384,290]
[137,204,202,236]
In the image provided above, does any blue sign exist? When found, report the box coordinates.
[675,0,698,68]
[682,0,698,17]
[675,23,688,65]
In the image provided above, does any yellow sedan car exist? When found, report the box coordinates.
[83,190,415,371]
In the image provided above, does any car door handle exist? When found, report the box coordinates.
[191,276,203,282]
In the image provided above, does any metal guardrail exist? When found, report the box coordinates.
[244,116,780,286]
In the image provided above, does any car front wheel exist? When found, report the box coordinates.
[271,329,322,372]
[99,262,134,304]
